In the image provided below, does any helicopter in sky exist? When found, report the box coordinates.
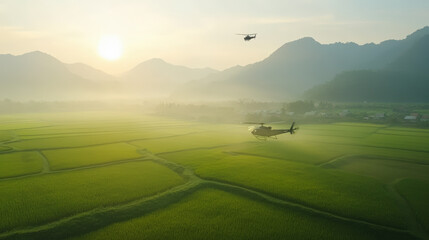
[244,122,298,140]
[237,33,257,41]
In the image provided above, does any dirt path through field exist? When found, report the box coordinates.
[1,149,419,240]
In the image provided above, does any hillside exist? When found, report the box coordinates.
[305,32,429,102]
[0,51,99,100]
[0,53,217,100]
[121,58,218,97]
[173,27,429,101]
[304,70,429,102]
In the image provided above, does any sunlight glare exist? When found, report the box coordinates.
[98,35,123,61]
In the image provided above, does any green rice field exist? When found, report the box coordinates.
[0,111,428,240]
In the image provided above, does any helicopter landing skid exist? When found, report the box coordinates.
[254,135,277,140]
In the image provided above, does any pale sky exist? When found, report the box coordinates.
[1,0,428,74]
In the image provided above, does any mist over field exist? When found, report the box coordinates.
[1,1,429,240]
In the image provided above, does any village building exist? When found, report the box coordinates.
[421,115,429,122]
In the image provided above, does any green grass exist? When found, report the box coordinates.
[130,129,251,154]
[221,141,347,165]
[0,152,44,178]
[0,146,12,152]
[0,121,50,131]
[162,151,404,228]
[328,156,429,183]
[0,161,185,232]
[0,133,13,142]
[72,188,412,240]
[396,178,429,233]
[9,132,152,150]
[364,134,429,152]
[43,143,142,170]
[1,113,428,239]
[10,125,203,150]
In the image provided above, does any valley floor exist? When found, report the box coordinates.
[0,112,428,240]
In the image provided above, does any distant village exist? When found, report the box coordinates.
[243,101,429,127]
[1,99,429,128]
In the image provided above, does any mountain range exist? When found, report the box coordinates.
[304,33,429,102]
[0,52,217,100]
[173,26,429,101]
[0,26,428,102]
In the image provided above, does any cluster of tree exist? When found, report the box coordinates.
[282,100,315,114]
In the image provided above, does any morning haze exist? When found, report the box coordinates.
[1,1,429,240]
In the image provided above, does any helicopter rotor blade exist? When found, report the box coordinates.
[242,122,265,126]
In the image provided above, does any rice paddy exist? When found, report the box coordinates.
[72,189,413,240]
[43,143,142,170]
[0,111,427,240]
[0,152,44,178]
[0,161,184,232]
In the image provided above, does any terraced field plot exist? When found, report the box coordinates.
[0,152,44,178]
[162,151,404,228]
[0,161,184,232]
[0,112,428,240]
[73,189,412,240]
[43,143,142,170]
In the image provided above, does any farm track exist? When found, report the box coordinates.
[38,151,50,173]
[0,149,420,240]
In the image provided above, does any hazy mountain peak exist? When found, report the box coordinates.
[406,26,429,41]
[18,51,63,66]
[284,37,320,48]
[122,57,219,97]
[266,36,322,62]
[142,58,168,65]
[21,50,52,58]
[174,27,429,101]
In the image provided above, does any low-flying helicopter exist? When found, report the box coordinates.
[237,33,257,41]
[244,122,298,140]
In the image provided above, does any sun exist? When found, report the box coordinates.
[98,35,123,61]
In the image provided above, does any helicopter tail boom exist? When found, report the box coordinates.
[289,121,298,134]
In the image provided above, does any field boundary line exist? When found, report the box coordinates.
[0,180,204,240]
[204,180,414,235]
[152,152,415,234]
[37,151,51,173]
[0,151,419,240]
[0,151,202,240]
